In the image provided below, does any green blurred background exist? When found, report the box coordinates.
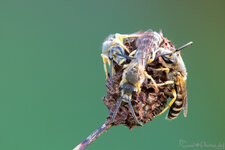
[0,0,225,150]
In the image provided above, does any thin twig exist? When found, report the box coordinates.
[73,121,112,150]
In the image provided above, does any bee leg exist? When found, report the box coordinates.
[114,51,135,66]
[111,97,123,123]
[109,59,115,85]
[155,80,174,87]
[115,33,127,43]
[119,43,130,54]
[137,86,142,95]
[129,50,136,57]
[101,54,109,79]
[106,58,110,66]
[147,47,160,64]
[115,33,141,54]
[115,53,134,60]
[151,68,170,73]
[136,81,142,95]
[148,80,174,87]
[128,100,143,126]
[156,89,177,117]
[122,64,128,69]
[147,59,154,64]
[119,77,127,87]
[119,59,126,65]
[144,71,158,90]
[115,34,130,53]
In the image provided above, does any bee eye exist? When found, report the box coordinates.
[162,55,174,64]
[114,46,125,54]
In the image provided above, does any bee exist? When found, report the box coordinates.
[111,30,164,125]
[155,41,193,119]
[101,33,140,83]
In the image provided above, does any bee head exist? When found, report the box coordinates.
[162,51,179,64]
[157,41,193,64]
[121,83,138,95]
[108,46,127,65]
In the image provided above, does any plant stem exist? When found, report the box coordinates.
[73,121,112,150]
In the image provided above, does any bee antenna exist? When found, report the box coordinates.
[175,41,193,52]
[154,41,193,61]
[115,53,135,60]
[111,97,123,123]
[109,58,114,85]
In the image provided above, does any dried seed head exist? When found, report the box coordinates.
[103,37,175,129]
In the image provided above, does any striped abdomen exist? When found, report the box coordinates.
[167,75,187,120]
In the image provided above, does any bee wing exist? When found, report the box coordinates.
[178,75,188,118]
[125,51,146,80]
[183,86,188,117]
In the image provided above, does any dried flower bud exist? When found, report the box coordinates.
[103,37,175,129]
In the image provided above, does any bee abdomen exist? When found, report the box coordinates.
[167,98,184,120]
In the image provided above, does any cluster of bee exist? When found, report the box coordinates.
[101,30,192,126]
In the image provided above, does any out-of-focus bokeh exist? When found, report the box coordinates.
[0,0,225,150]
